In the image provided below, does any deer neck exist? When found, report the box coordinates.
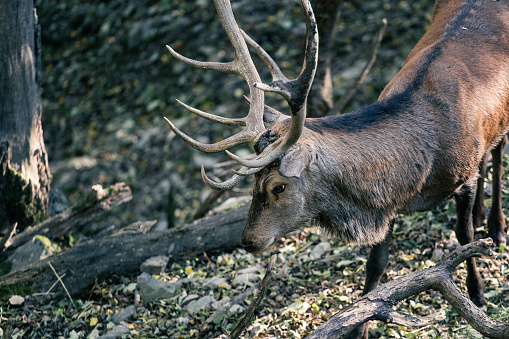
[303,96,437,243]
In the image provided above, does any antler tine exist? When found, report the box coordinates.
[164,117,252,153]
[225,0,318,168]
[176,99,245,127]
[166,45,237,74]
[241,0,318,108]
[201,166,243,190]
[201,166,262,190]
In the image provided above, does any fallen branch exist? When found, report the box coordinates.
[230,254,277,339]
[307,238,508,339]
[0,205,249,302]
[4,182,132,253]
[0,222,17,251]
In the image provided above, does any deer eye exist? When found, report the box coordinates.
[272,184,286,195]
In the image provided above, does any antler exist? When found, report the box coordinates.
[165,0,318,189]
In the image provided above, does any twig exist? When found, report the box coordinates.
[0,222,17,251]
[229,254,277,339]
[307,238,509,339]
[48,262,76,308]
[334,18,387,113]
[32,273,66,297]
[200,286,257,335]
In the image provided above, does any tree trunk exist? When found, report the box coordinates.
[307,0,342,118]
[0,1,51,232]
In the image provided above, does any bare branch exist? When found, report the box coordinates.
[307,238,509,339]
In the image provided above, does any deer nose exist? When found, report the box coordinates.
[242,240,254,253]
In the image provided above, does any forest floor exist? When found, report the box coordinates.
[3,184,509,338]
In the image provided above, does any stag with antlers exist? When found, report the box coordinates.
[165,0,509,337]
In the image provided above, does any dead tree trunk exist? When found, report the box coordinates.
[0,2,52,232]
[0,205,249,302]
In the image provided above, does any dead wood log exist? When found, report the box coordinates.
[307,238,509,339]
[0,205,249,302]
[3,182,132,254]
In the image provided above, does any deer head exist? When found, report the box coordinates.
[165,0,319,252]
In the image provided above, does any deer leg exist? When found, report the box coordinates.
[363,222,393,293]
[455,181,487,309]
[487,135,507,246]
[344,222,393,339]
[473,154,487,228]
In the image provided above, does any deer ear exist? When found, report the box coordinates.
[278,145,315,178]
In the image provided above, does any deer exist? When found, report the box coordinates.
[165,0,509,337]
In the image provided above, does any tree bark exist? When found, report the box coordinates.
[0,1,52,232]
[307,0,342,118]
[0,205,249,302]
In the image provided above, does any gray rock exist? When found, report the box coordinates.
[229,304,245,313]
[176,316,190,325]
[232,273,259,287]
[111,305,135,324]
[98,323,130,339]
[87,328,100,339]
[310,241,331,259]
[445,237,460,249]
[176,277,194,286]
[48,187,70,216]
[9,237,50,272]
[212,296,231,309]
[137,272,179,303]
[204,276,228,288]
[181,294,199,306]
[237,265,263,275]
[232,266,263,287]
[432,248,444,260]
[140,256,169,275]
[185,296,216,314]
